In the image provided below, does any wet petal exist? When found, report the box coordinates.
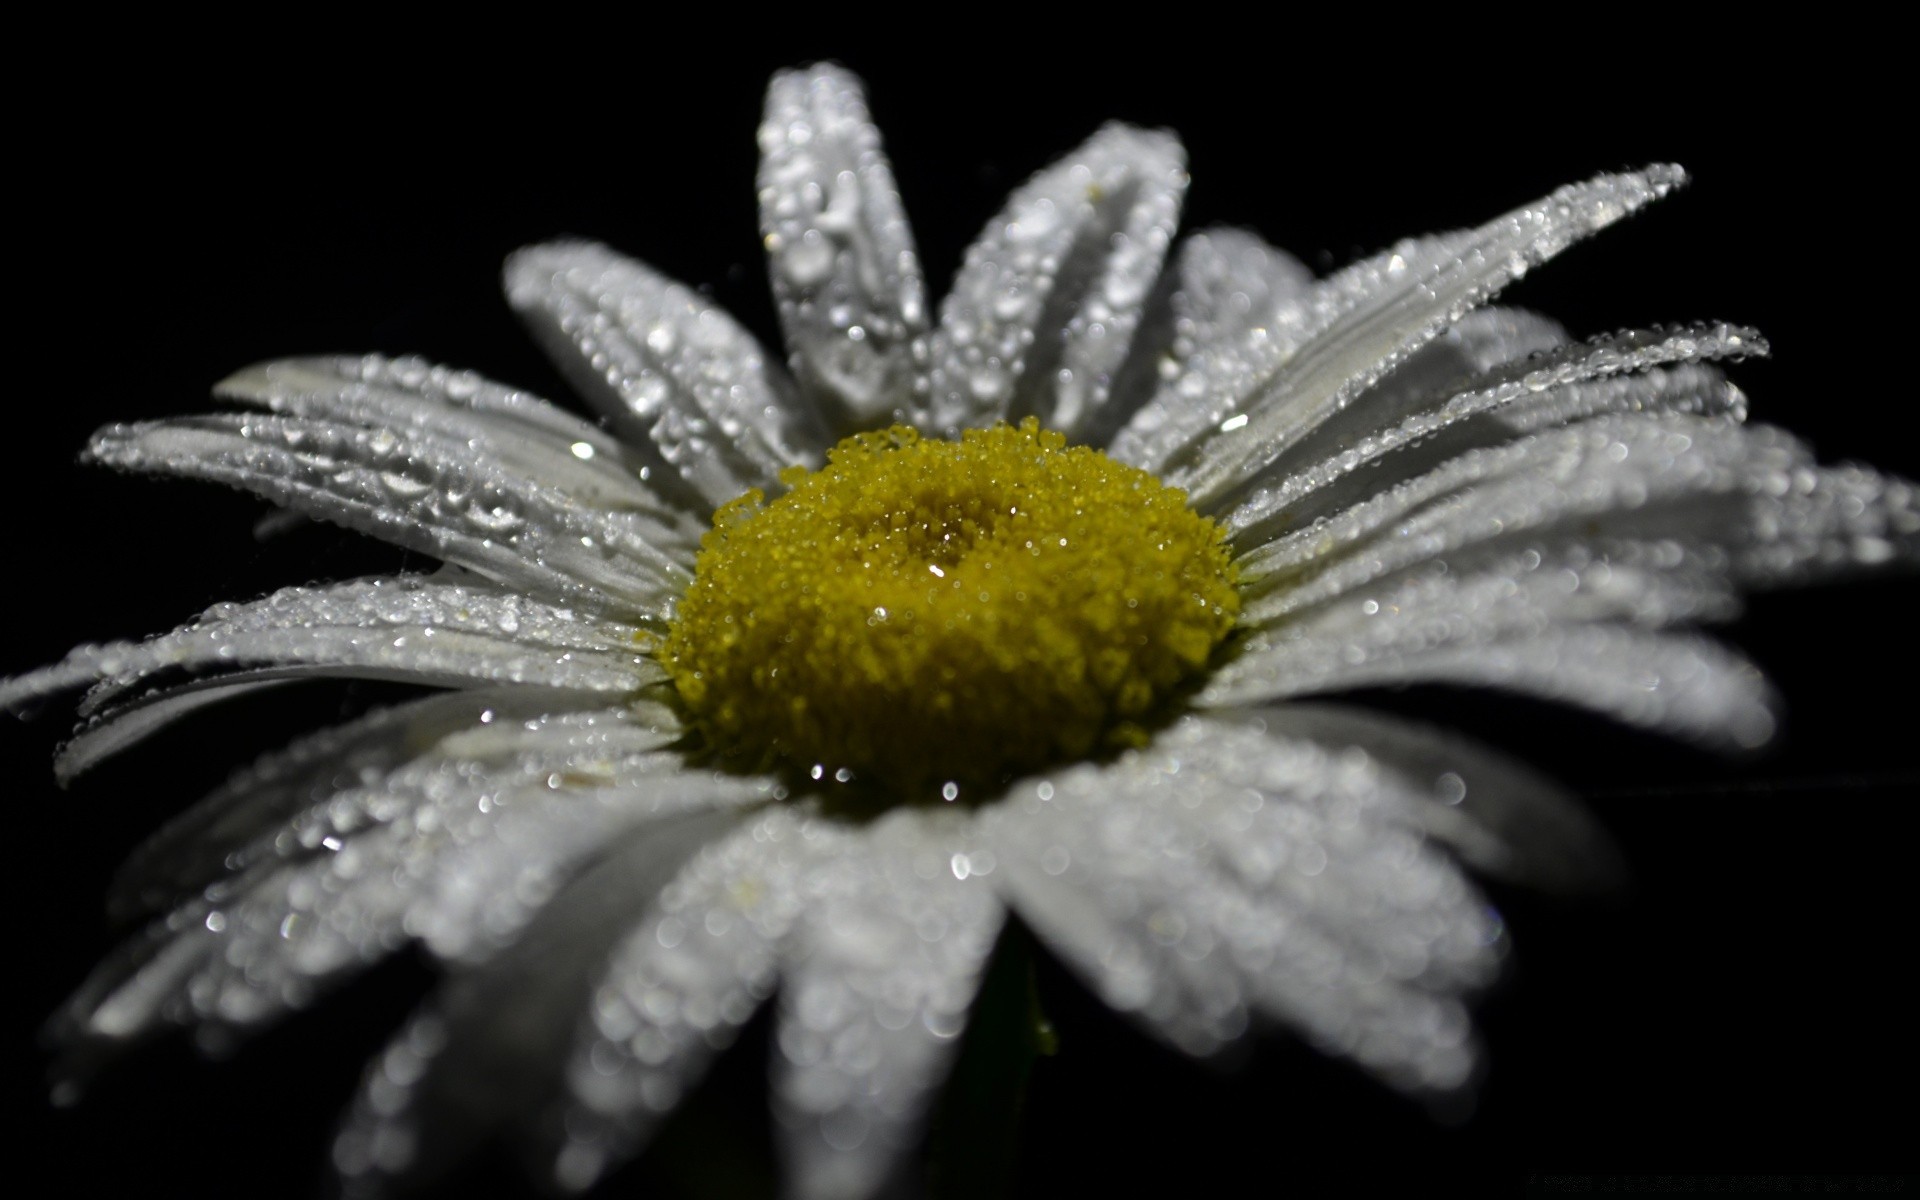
[79,414,695,617]
[1090,227,1315,452]
[771,809,1002,1200]
[105,688,673,919]
[0,576,657,718]
[505,240,828,508]
[52,740,763,1089]
[759,63,928,431]
[1158,166,1689,508]
[1206,619,1778,750]
[1226,323,1763,546]
[1245,702,1621,892]
[215,354,674,512]
[332,805,749,1195]
[988,716,1500,1091]
[549,805,813,1193]
[919,124,1185,438]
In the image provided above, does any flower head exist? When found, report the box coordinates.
[7,62,1918,1200]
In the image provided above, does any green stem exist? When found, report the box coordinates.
[924,921,1058,1199]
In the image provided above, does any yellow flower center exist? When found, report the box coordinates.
[660,419,1238,800]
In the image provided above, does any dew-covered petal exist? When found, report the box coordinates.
[0,577,657,720]
[1155,166,1689,508]
[79,413,694,618]
[216,354,684,516]
[771,808,1003,1200]
[758,63,928,431]
[332,804,747,1196]
[53,677,294,785]
[1226,326,1761,547]
[1231,414,1809,608]
[504,240,827,508]
[1230,411,1920,630]
[1246,703,1620,892]
[1247,306,1570,477]
[104,687,670,919]
[1205,619,1778,750]
[549,805,815,1193]
[986,716,1501,1092]
[981,775,1252,1058]
[1089,227,1315,453]
[50,743,769,1086]
[918,124,1186,438]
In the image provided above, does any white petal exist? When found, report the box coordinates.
[331,804,748,1194]
[1226,325,1761,545]
[80,414,693,617]
[53,677,295,784]
[771,808,1003,1200]
[550,805,814,1193]
[0,576,657,717]
[981,775,1253,1058]
[52,743,763,1081]
[988,717,1500,1092]
[1722,461,1920,585]
[1243,703,1620,891]
[106,687,666,918]
[1161,166,1689,508]
[217,354,683,514]
[758,64,928,430]
[504,240,827,508]
[1206,621,1778,750]
[1232,414,1809,604]
[1092,227,1315,452]
[919,124,1186,437]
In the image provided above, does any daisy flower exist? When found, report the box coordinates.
[9,62,1916,1199]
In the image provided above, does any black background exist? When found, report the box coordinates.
[8,23,1915,1198]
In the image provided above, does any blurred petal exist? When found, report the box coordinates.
[52,740,768,1087]
[1246,703,1621,892]
[1206,619,1778,750]
[771,809,1003,1200]
[106,688,672,919]
[332,804,748,1195]
[549,806,812,1193]
[988,716,1500,1092]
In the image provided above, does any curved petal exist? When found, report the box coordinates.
[50,740,769,1088]
[1151,165,1689,508]
[986,716,1501,1092]
[53,677,296,784]
[504,240,828,508]
[0,577,658,719]
[78,414,693,618]
[1244,703,1621,892]
[1204,620,1779,750]
[1231,414,1810,603]
[759,63,928,430]
[770,808,1003,1200]
[331,804,749,1195]
[1225,325,1762,547]
[1088,227,1316,453]
[216,354,681,514]
[105,687,671,919]
[548,805,814,1193]
[918,123,1186,438]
